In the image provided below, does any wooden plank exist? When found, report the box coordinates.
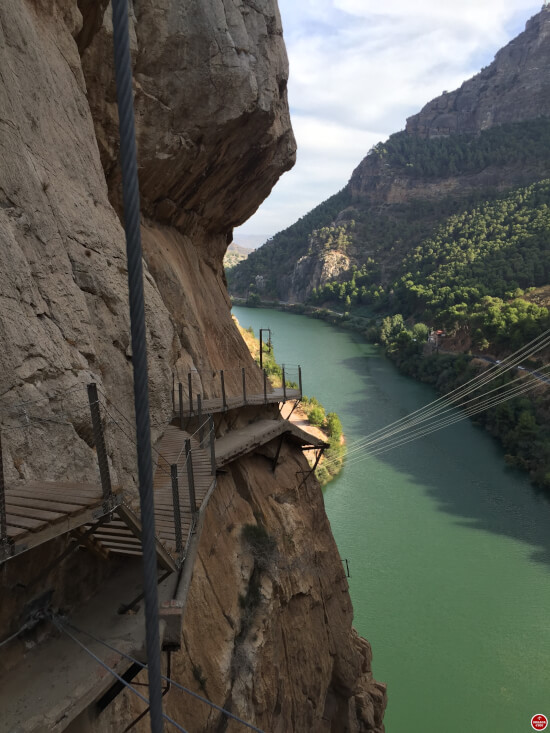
[4,495,82,515]
[6,503,64,522]
[6,514,44,530]
[101,542,142,555]
[92,527,136,537]
[7,489,94,507]
[116,505,176,572]
[106,548,143,557]
[5,525,25,538]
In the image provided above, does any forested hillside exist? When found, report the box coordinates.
[229,8,550,329]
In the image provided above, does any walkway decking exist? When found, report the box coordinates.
[1,481,122,562]
[176,386,302,418]
[216,419,329,468]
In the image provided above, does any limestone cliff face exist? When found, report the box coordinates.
[350,6,550,208]
[96,450,386,733]
[0,1,385,730]
[406,7,550,138]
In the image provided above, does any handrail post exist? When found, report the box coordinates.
[172,373,175,413]
[185,439,197,514]
[197,394,203,448]
[170,464,183,556]
[188,372,193,415]
[298,366,303,397]
[282,366,287,402]
[87,383,113,516]
[263,369,268,404]
[242,367,247,405]
[178,382,183,430]
[208,415,216,475]
[0,431,7,547]
[221,370,227,410]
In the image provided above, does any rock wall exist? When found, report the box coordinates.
[406,6,550,138]
[0,1,385,730]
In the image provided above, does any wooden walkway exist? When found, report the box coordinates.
[175,386,302,419]
[1,481,122,562]
[1,426,214,571]
[86,426,215,569]
[216,419,329,468]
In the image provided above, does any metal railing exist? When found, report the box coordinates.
[174,364,302,420]
[0,383,119,561]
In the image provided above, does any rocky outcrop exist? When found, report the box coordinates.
[88,451,387,732]
[288,249,352,302]
[0,1,385,730]
[406,6,550,138]
[79,0,296,235]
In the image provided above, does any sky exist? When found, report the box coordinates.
[234,0,542,247]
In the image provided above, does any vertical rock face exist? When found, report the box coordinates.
[406,6,550,138]
[80,0,296,236]
[0,1,385,730]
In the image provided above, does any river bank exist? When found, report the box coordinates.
[233,305,550,733]
[233,297,550,494]
[234,315,345,485]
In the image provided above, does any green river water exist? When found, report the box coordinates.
[233,306,550,733]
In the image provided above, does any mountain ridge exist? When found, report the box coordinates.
[229,6,550,308]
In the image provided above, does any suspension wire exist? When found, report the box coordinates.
[339,329,550,456]
[352,332,550,455]
[332,368,550,468]
[57,618,266,733]
[331,359,550,467]
[332,331,550,460]
[111,1,163,730]
[96,386,167,429]
[0,616,48,649]
[52,618,189,733]
[338,367,550,469]
[100,402,171,473]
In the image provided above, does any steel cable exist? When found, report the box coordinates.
[52,618,188,733]
[330,330,550,460]
[111,2,164,729]
[56,617,266,733]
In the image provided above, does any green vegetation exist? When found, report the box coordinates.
[238,523,277,635]
[224,243,252,270]
[311,179,550,353]
[231,116,550,493]
[371,118,550,179]
[227,187,352,298]
[370,344,550,492]
[301,396,346,485]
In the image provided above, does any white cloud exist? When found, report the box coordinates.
[236,0,542,241]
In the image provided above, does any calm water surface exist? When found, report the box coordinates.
[233,306,550,733]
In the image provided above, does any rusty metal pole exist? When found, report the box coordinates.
[259,331,263,371]
[170,464,183,556]
[282,366,287,402]
[242,367,247,404]
[197,394,203,448]
[179,383,183,430]
[184,439,197,514]
[220,370,227,410]
[298,366,303,397]
[209,416,216,475]
[87,383,113,511]
[0,431,7,545]
[187,372,194,415]
[263,369,268,404]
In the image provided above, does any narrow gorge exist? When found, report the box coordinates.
[0,2,386,731]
